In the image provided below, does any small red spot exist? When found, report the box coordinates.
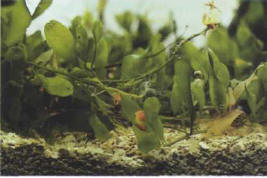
[40,87,45,93]
[135,110,146,121]
[113,93,121,105]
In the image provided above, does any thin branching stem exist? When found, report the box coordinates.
[134,28,209,81]
[101,27,209,84]
[27,62,143,99]
[101,41,176,70]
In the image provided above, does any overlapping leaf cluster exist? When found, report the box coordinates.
[1,0,267,153]
[1,0,174,151]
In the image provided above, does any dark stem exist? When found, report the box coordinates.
[27,62,142,99]
[102,41,176,70]
[101,27,209,84]
[188,87,196,135]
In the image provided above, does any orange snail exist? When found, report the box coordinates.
[135,110,146,131]
[113,93,121,105]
